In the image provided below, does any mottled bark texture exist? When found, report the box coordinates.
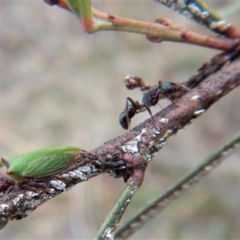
[0,57,240,229]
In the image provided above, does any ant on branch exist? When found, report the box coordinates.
[119,48,240,129]
[119,76,190,129]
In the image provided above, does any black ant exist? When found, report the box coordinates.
[119,47,240,129]
[119,78,189,129]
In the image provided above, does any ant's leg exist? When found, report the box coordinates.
[124,98,131,130]
[146,107,154,121]
[119,97,140,129]
[162,93,175,104]
[178,84,191,92]
[123,97,139,130]
[126,97,142,110]
[146,107,159,130]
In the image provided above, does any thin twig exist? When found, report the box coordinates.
[154,0,240,38]
[44,0,240,51]
[114,130,240,239]
[93,167,145,240]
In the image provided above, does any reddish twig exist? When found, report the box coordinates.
[44,0,240,51]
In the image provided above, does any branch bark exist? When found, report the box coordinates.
[0,56,240,229]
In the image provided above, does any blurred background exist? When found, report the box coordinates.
[0,0,240,239]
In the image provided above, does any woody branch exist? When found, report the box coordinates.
[0,56,240,228]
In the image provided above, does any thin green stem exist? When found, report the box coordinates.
[67,0,95,32]
[78,0,92,20]
[93,175,141,240]
[66,0,82,17]
[115,130,240,239]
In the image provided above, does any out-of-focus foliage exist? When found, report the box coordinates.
[0,1,240,239]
